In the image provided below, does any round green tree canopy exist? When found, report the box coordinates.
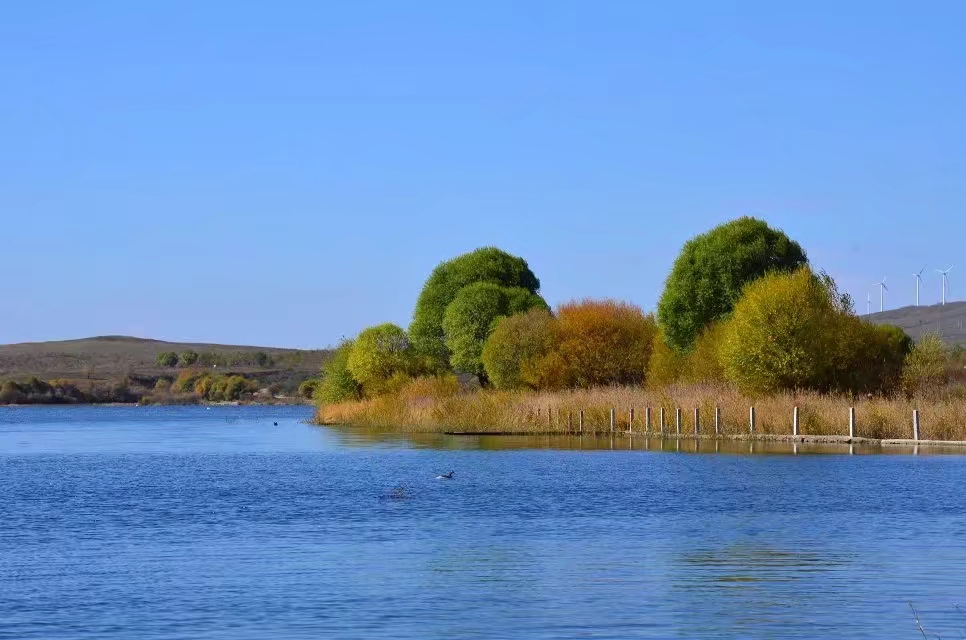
[346,323,412,395]
[409,247,541,366]
[657,216,808,352]
[441,282,547,379]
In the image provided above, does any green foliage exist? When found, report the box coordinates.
[902,334,949,397]
[719,268,909,396]
[195,350,276,368]
[156,351,179,367]
[838,322,912,395]
[442,282,548,380]
[297,378,319,399]
[348,324,415,396]
[482,308,556,389]
[409,247,541,367]
[315,341,362,404]
[657,216,809,352]
[720,268,846,394]
[178,350,199,367]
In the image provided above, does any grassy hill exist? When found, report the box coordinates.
[0,336,330,402]
[866,301,966,345]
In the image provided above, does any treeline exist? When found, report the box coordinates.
[155,349,303,369]
[313,217,964,410]
[0,377,139,405]
[0,371,298,405]
[145,370,259,403]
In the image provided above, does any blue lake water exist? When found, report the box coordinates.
[1,405,965,639]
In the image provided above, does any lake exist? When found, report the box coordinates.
[1,405,965,639]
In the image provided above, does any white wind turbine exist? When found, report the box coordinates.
[914,266,926,306]
[873,277,888,312]
[866,292,871,315]
[937,265,954,305]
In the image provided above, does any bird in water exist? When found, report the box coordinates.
[273,422,278,426]
[436,471,455,479]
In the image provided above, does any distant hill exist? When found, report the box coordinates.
[0,335,330,382]
[866,302,966,345]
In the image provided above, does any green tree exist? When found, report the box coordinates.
[156,351,179,367]
[902,334,949,398]
[719,268,842,394]
[315,340,362,404]
[347,324,414,396]
[409,247,541,367]
[657,217,808,352]
[442,282,547,381]
[297,379,319,399]
[179,350,199,367]
[482,308,556,390]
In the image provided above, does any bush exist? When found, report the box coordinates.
[0,380,26,404]
[646,329,686,388]
[178,351,199,367]
[297,379,319,399]
[194,375,214,398]
[442,282,547,381]
[657,217,808,352]
[681,321,728,384]
[347,324,415,397]
[173,369,203,393]
[409,247,541,367]
[551,299,657,388]
[720,268,844,394]
[903,334,949,398]
[316,340,362,404]
[482,308,556,390]
[156,352,179,367]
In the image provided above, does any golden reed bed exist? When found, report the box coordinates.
[317,379,966,443]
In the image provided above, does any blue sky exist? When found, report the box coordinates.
[2,1,963,348]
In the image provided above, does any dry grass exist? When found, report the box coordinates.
[318,379,966,441]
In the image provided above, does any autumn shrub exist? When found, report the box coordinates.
[172,369,203,393]
[550,299,657,388]
[647,328,686,388]
[720,268,849,394]
[681,321,728,384]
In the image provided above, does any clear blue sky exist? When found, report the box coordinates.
[2,1,963,348]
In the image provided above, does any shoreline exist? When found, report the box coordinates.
[431,429,966,448]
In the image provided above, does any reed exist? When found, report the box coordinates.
[317,379,966,441]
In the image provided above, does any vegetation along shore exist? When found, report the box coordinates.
[315,216,966,441]
[0,336,329,405]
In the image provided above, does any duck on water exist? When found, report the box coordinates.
[436,471,455,480]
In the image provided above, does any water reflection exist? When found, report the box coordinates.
[322,427,964,455]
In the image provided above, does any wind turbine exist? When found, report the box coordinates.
[914,266,925,306]
[937,265,954,305]
[867,292,871,315]
[873,277,888,312]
